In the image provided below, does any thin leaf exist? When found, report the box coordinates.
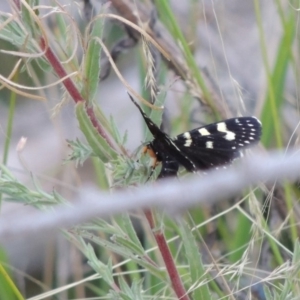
[76,101,117,163]
[179,220,211,300]
[114,214,145,255]
[83,18,104,103]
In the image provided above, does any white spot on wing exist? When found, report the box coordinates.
[225,131,236,141]
[217,122,227,132]
[199,128,210,136]
[217,122,236,141]
[184,139,192,147]
[206,141,213,149]
[183,132,191,139]
[183,132,192,147]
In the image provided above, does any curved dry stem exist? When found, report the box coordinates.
[0,59,22,91]
[0,49,49,59]
[20,0,49,53]
[87,13,170,61]
[3,3,80,66]
[96,37,163,110]
[0,13,16,32]
[0,75,45,101]
[0,71,78,90]
[48,0,80,64]
[32,4,79,63]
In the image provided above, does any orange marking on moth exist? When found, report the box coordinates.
[142,145,159,168]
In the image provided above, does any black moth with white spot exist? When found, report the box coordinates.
[129,94,262,179]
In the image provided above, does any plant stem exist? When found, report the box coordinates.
[0,263,25,300]
[39,37,84,103]
[144,209,190,300]
[39,37,116,150]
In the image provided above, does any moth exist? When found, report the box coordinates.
[129,94,262,179]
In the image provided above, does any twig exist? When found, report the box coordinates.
[1,150,300,241]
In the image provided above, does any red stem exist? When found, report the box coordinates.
[39,37,117,150]
[144,209,190,300]
[40,37,84,103]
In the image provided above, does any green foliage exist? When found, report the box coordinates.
[1,0,300,299]
[0,9,51,73]
[82,17,104,104]
[259,11,295,148]
[0,164,65,208]
[76,101,118,163]
[179,220,211,300]
[66,138,93,166]
[0,250,19,300]
[263,241,300,300]
[154,0,220,119]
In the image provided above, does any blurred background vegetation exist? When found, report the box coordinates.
[1,0,300,299]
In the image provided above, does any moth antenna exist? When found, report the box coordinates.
[128,92,163,138]
[128,93,146,117]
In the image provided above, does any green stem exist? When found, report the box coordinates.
[0,263,25,300]
[0,72,18,211]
